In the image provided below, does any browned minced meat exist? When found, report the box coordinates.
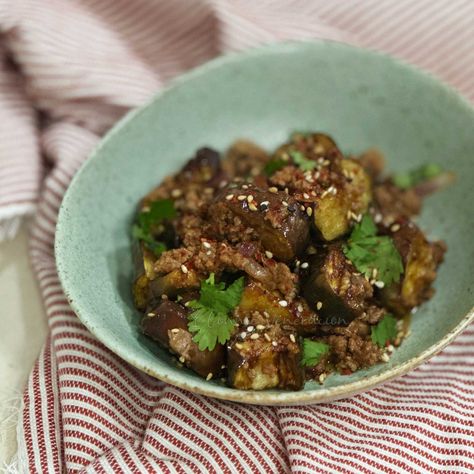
[373,181,422,221]
[134,134,448,389]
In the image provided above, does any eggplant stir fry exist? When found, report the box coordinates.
[131,132,453,390]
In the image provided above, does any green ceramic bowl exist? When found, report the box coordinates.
[55,41,474,405]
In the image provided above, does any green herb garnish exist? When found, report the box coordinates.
[301,339,329,367]
[393,163,443,189]
[132,198,176,257]
[263,158,287,176]
[289,150,316,171]
[188,273,244,351]
[371,314,397,348]
[343,214,404,286]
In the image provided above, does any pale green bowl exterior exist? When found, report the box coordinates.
[56,41,474,405]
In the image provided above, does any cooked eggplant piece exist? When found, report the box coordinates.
[234,280,318,334]
[132,241,157,310]
[181,147,224,185]
[148,268,201,299]
[227,326,303,390]
[213,184,310,262]
[314,159,372,241]
[142,300,225,378]
[222,140,270,178]
[303,245,373,325]
[378,222,446,315]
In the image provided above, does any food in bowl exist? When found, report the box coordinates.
[131,132,453,391]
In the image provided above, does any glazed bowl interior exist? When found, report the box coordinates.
[56,41,474,405]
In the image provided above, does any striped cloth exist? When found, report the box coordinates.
[1,0,473,472]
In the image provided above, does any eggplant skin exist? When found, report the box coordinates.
[303,245,373,325]
[227,328,304,390]
[142,300,225,378]
[214,184,310,262]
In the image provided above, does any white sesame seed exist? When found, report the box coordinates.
[243,317,249,325]
[391,223,401,232]
[289,334,296,343]
[171,328,180,334]
[372,268,378,279]
[206,251,212,256]
[242,184,249,189]
[179,356,185,363]
[269,186,278,193]
[297,304,303,313]
[300,205,305,211]
[246,195,254,203]
[240,332,247,339]
[374,280,385,288]
[303,193,310,199]
[248,203,258,212]
[306,207,313,217]
[237,195,246,201]
[263,311,270,318]
[264,333,271,342]
[319,373,327,383]
[381,353,390,362]
[247,325,254,332]
[250,333,259,340]
[206,372,213,380]
[235,343,243,350]
[272,341,278,347]
[256,324,265,330]
[225,194,234,201]
[374,213,383,223]
[171,189,182,198]
[282,201,289,207]
[301,262,309,269]
[180,264,188,274]
[316,301,323,310]
[265,250,273,259]
[147,312,155,317]
[387,344,394,353]
[315,171,320,179]
[279,300,288,307]
[203,241,211,249]
[284,187,289,194]
[221,364,226,369]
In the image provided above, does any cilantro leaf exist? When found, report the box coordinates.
[301,339,329,367]
[132,199,176,257]
[343,214,404,285]
[263,158,287,176]
[188,274,244,351]
[138,199,176,231]
[393,163,443,189]
[371,314,397,348]
[289,150,316,171]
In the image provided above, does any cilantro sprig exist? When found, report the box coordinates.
[393,163,443,189]
[289,150,316,171]
[132,198,176,257]
[263,158,287,176]
[371,314,397,348]
[188,274,244,351]
[301,339,329,367]
[343,214,403,286]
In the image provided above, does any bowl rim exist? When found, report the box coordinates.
[55,39,474,405]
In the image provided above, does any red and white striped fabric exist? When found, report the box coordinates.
[1,0,473,472]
